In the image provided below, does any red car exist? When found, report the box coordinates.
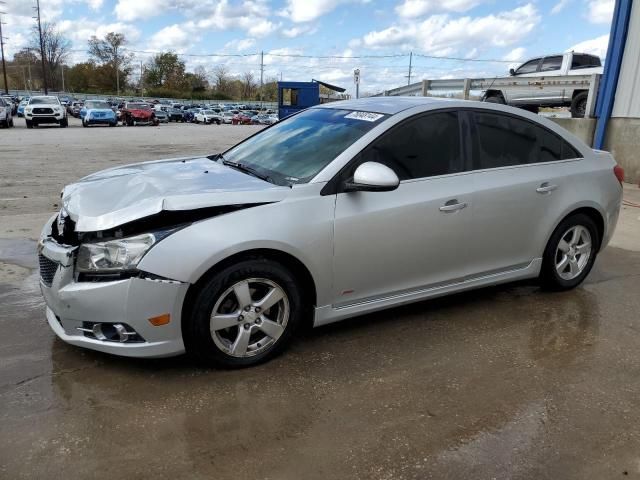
[231,112,253,125]
[120,102,159,126]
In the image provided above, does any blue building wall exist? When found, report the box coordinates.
[277,81,320,119]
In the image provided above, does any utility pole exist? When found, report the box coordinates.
[259,50,264,105]
[35,0,48,94]
[0,13,8,94]
[60,64,65,92]
[406,51,413,85]
[354,68,360,99]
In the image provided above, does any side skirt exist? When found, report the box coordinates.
[313,259,542,327]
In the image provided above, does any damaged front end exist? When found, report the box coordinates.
[37,156,290,357]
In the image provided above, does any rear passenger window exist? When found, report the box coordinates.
[472,112,580,169]
[571,54,602,69]
[541,56,563,72]
[358,112,462,180]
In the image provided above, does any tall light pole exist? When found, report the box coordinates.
[354,68,360,99]
[0,13,8,94]
[35,0,48,94]
[259,50,264,105]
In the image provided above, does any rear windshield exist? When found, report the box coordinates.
[223,108,388,186]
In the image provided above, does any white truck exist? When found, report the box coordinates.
[482,52,603,117]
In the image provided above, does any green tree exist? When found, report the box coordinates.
[88,32,133,93]
[144,52,187,90]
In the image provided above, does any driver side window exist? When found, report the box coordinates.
[355,111,463,181]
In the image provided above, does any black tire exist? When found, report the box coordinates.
[26,120,33,129]
[9,117,13,127]
[82,120,88,128]
[184,258,304,368]
[571,92,588,118]
[539,213,599,291]
[484,94,505,104]
[522,105,540,114]
[60,118,68,128]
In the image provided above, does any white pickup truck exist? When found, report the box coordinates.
[482,52,603,117]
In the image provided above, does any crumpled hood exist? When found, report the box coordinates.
[128,109,154,118]
[61,157,290,232]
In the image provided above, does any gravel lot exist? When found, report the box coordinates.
[1,118,640,479]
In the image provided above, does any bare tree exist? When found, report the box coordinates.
[212,65,230,94]
[241,71,257,100]
[29,22,71,90]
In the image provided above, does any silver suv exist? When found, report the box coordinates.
[38,97,623,367]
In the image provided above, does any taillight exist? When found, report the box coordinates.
[613,165,625,185]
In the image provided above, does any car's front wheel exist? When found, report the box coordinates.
[540,213,599,291]
[184,259,304,367]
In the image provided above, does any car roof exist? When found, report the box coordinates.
[314,96,456,115]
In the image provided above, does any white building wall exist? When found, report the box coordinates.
[613,0,640,118]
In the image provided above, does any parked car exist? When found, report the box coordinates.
[24,96,68,128]
[221,111,235,124]
[120,102,159,126]
[37,97,623,367]
[195,110,222,124]
[168,108,185,122]
[68,101,83,118]
[155,110,169,123]
[17,100,28,117]
[80,100,118,127]
[482,51,603,118]
[1,95,17,115]
[251,114,277,125]
[0,97,14,128]
[182,108,199,123]
[231,112,252,125]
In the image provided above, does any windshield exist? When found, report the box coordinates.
[85,101,109,109]
[127,103,149,110]
[30,97,59,105]
[222,108,388,185]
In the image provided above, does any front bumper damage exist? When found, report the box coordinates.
[38,234,188,358]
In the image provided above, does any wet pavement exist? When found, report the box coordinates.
[1,124,639,478]
[1,237,640,479]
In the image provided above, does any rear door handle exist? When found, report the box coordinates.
[439,200,468,212]
[536,183,558,194]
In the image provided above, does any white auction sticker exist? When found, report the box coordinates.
[344,111,384,122]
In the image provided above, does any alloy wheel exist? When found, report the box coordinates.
[555,225,592,280]
[210,278,289,358]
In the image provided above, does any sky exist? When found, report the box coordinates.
[0,0,615,96]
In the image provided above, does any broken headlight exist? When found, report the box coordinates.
[76,233,158,273]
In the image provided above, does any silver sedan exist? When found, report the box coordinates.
[38,97,623,367]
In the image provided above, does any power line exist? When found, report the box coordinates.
[65,48,520,63]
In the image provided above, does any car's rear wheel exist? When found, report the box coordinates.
[484,94,505,104]
[540,213,599,291]
[184,259,304,368]
[26,120,33,129]
[60,118,68,128]
[571,92,588,118]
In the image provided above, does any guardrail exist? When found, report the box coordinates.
[374,73,601,118]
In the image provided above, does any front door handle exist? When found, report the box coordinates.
[439,200,468,212]
[536,183,558,194]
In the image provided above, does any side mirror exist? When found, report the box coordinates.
[344,162,400,192]
[509,68,516,76]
